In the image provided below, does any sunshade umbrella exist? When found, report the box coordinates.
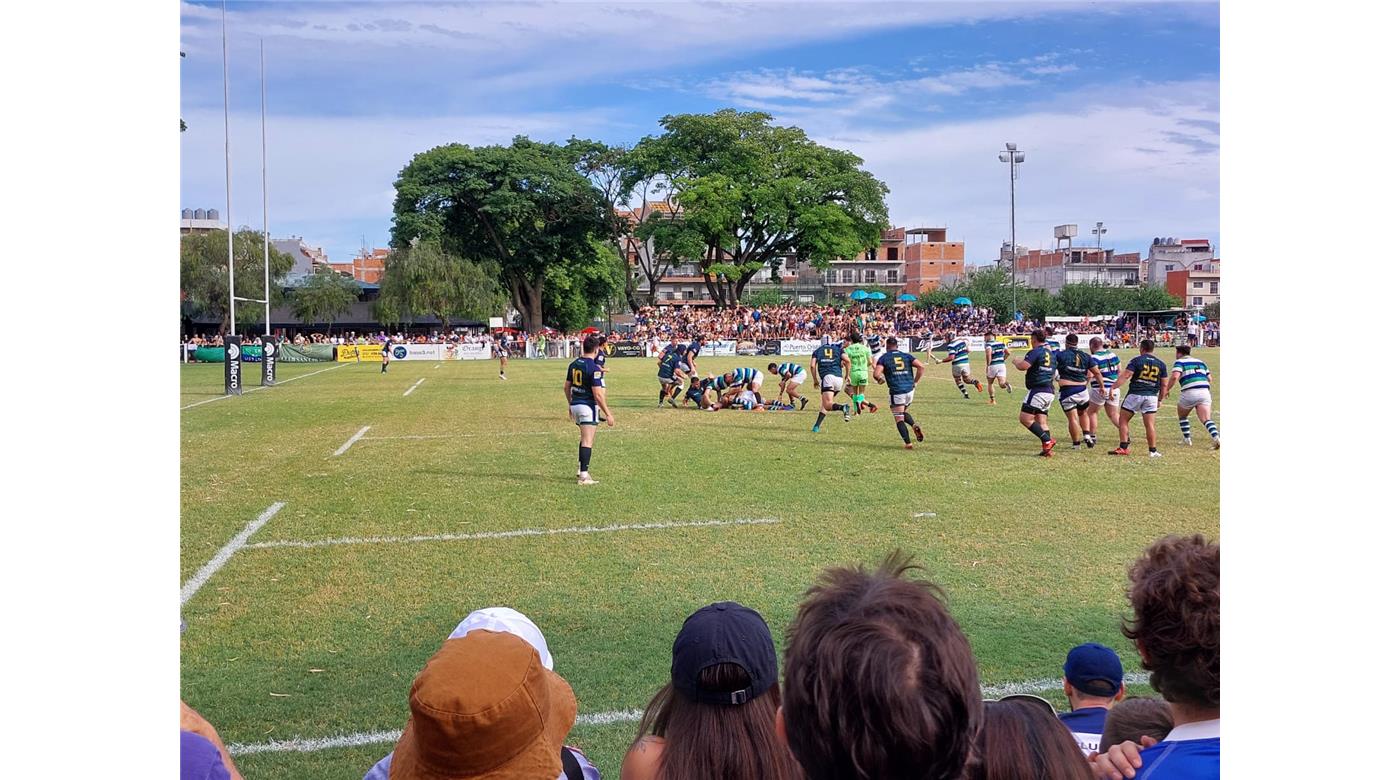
[850,290,869,300]
[898,293,918,302]
[868,291,887,300]
[953,296,973,306]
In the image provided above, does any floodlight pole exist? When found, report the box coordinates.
[998,143,1024,322]
[261,39,270,336]
[222,0,235,334]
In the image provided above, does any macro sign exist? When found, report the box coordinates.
[223,335,242,396]
[260,336,278,386]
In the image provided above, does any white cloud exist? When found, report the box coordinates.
[806,80,1219,262]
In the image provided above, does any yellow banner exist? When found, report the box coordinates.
[336,344,384,362]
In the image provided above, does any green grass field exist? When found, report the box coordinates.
[180,348,1219,779]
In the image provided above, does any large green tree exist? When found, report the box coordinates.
[179,229,294,333]
[292,267,360,331]
[375,239,505,330]
[390,137,614,332]
[625,110,889,307]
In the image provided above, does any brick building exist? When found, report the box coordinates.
[1013,246,1141,294]
[1166,259,1220,309]
[1145,237,1214,285]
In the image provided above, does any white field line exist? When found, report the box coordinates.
[361,431,555,441]
[179,502,286,605]
[181,363,347,410]
[245,518,780,551]
[402,378,426,397]
[330,426,372,458]
[913,512,938,518]
[227,674,1151,756]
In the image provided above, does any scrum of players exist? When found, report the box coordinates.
[570,327,1218,484]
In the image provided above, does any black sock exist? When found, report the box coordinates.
[815,412,826,427]
[579,444,591,472]
[1120,441,1130,450]
[1028,421,1051,443]
[904,411,918,427]
[896,420,911,443]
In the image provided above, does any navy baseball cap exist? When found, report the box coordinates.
[1063,643,1124,697]
[671,602,778,706]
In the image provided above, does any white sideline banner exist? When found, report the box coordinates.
[454,342,493,360]
[388,344,444,361]
[702,340,737,357]
[780,339,823,355]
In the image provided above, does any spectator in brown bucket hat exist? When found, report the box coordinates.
[389,630,578,780]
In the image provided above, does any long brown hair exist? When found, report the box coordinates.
[635,663,801,780]
[971,699,1093,780]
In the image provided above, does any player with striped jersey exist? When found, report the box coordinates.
[1085,337,1122,447]
[731,366,764,393]
[1164,345,1219,449]
[932,329,983,399]
[984,331,1012,405]
[767,361,810,410]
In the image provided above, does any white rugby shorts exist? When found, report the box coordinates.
[889,390,915,407]
[1059,388,1091,411]
[1177,387,1212,410]
[986,364,1007,380]
[1122,393,1160,414]
[821,374,844,392]
[1089,386,1120,406]
[1022,391,1054,413]
[569,403,599,426]
[951,362,972,378]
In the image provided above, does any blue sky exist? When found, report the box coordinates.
[180,1,1219,264]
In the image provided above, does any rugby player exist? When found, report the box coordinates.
[656,344,686,407]
[810,339,853,432]
[874,336,925,449]
[731,366,764,395]
[1053,333,1106,449]
[1011,329,1058,457]
[564,335,614,485]
[594,333,609,375]
[381,342,391,374]
[681,375,716,411]
[932,329,983,399]
[1085,337,1121,447]
[767,361,810,410]
[1163,345,1219,449]
[983,331,1012,404]
[676,334,705,380]
[842,330,877,414]
[494,333,509,380]
[1109,339,1169,457]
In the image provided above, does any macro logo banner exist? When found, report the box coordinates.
[224,336,242,396]
[260,336,278,386]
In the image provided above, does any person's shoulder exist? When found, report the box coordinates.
[1137,737,1220,778]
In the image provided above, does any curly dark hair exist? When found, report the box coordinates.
[1122,535,1220,709]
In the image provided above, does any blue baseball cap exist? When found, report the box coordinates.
[1063,643,1124,697]
[671,602,778,706]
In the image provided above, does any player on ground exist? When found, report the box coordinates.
[1053,333,1106,450]
[810,340,852,431]
[1011,329,1058,457]
[381,342,391,374]
[874,336,926,449]
[932,329,983,399]
[494,333,509,380]
[681,375,716,410]
[983,331,1012,405]
[768,361,810,410]
[1109,339,1169,457]
[656,345,686,407]
[565,335,614,485]
[1163,345,1219,449]
[842,330,877,414]
[1085,337,1121,447]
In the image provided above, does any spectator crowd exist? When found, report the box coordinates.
[182,533,1219,780]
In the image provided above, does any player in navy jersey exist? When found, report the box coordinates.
[809,340,852,431]
[681,376,716,410]
[679,336,705,377]
[593,333,609,374]
[1109,340,1170,457]
[564,335,614,485]
[656,346,686,407]
[873,336,926,449]
[1053,333,1106,450]
[1011,329,1059,457]
[767,361,810,410]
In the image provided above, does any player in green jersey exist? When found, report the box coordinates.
[842,330,878,414]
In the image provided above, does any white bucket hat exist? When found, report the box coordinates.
[448,607,554,670]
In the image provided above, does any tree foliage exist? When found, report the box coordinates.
[741,287,788,307]
[292,267,360,330]
[625,110,889,307]
[913,267,1185,323]
[375,239,505,329]
[179,229,294,333]
[389,137,614,332]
